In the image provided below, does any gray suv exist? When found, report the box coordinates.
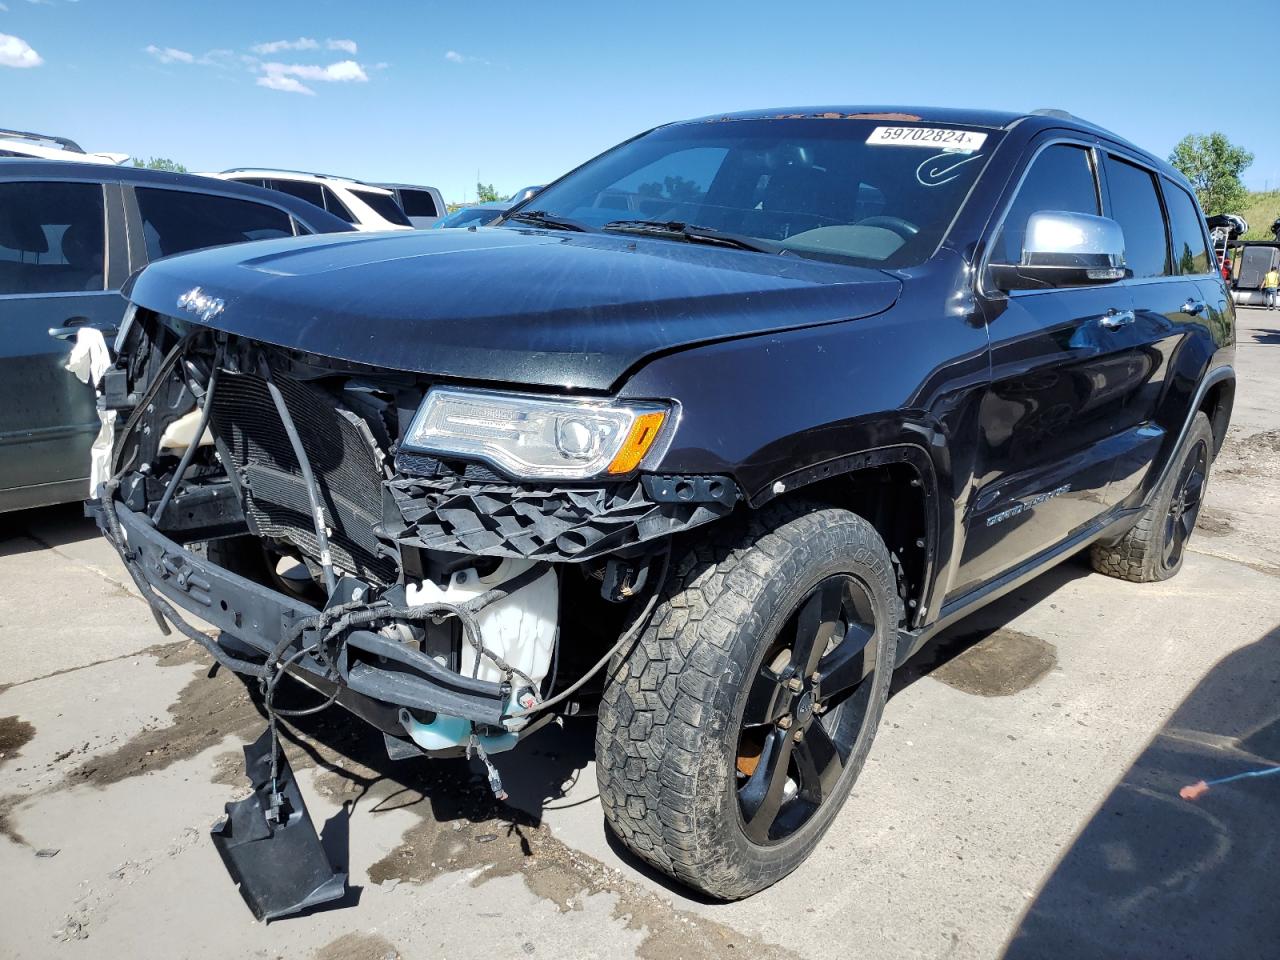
[0,161,351,513]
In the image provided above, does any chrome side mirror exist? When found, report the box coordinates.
[990,210,1127,290]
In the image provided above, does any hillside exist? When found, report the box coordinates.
[1239,190,1280,240]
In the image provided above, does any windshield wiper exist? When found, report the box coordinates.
[602,220,781,254]
[506,209,591,232]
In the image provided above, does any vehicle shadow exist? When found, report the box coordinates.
[251,675,599,840]
[1000,623,1280,960]
[0,502,98,556]
[890,551,1094,697]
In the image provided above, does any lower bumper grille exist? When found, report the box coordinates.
[209,371,397,584]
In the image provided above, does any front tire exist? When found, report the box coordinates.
[1091,411,1214,582]
[595,502,901,899]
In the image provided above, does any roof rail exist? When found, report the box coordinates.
[1029,108,1128,146]
[0,128,86,153]
[220,167,370,185]
[1030,108,1079,122]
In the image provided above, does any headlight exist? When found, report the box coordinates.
[402,388,673,480]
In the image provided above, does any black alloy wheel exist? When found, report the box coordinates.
[596,502,901,899]
[736,574,881,844]
[1162,436,1209,571]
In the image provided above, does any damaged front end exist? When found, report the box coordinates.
[93,308,736,917]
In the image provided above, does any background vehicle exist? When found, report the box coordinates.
[376,182,447,229]
[0,160,352,513]
[433,200,510,228]
[96,106,1233,909]
[508,184,544,203]
[1231,242,1280,305]
[214,169,412,232]
[0,128,129,165]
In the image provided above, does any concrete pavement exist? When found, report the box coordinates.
[1,307,1277,960]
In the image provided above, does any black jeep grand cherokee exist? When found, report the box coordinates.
[97,106,1234,903]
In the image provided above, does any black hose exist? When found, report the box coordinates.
[515,544,671,718]
[150,345,223,523]
[109,331,197,478]
[259,358,337,595]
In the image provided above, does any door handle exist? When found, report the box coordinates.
[48,317,118,341]
[1182,299,1206,315]
[1098,309,1135,330]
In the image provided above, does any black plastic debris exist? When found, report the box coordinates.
[211,729,346,921]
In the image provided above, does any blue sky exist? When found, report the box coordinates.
[2,0,1277,204]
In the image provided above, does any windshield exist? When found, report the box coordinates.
[352,188,412,226]
[506,118,1001,268]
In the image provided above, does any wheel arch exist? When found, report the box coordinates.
[1199,375,1235,457]
[746,443,941,631]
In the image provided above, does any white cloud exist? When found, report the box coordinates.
[0,4,10,13]
[326,38,357,54]
[250,37,318,55]
[262,59,368,82]
[0,32,42,68]
[144,44,195,65]
[197,48,236,66]
[444,49,487,65]
[256,73,314,95]
[257,59,369,94]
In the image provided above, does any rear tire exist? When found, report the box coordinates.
[1091,411,1214,582]
[595,501,901,899]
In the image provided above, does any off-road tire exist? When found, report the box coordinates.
[595,501,901,899]
[1090,411,1215,583]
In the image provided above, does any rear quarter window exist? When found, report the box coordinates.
[399,189,439,218]
[1163,180,1214,275]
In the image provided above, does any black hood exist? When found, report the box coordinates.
[127,226,901,392]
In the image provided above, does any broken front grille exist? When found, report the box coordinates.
[209,370,398,585]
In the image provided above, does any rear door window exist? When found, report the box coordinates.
[992,144,1099,266]
[1163,181,1214,275]
[0,180,106,295]
[135,188,294,259]
[1103,155,1170,279]
[267,178,325,209]
[321,186,356,223]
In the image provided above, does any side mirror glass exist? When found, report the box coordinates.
[991,211,1127,290]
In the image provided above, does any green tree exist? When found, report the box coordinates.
[476,181,501,203]
[1168,133,1253,215]
[638,175,704,203]
[132,156,188,173]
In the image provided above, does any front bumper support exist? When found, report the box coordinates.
[96,501,510,733]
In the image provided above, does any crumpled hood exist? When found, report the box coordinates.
[127,226,902,392]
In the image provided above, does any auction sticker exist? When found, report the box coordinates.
[866,126,987,152]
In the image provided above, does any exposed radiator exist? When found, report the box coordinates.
[209,371,397,585]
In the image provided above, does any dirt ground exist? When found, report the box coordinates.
[1,307,1278,960]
